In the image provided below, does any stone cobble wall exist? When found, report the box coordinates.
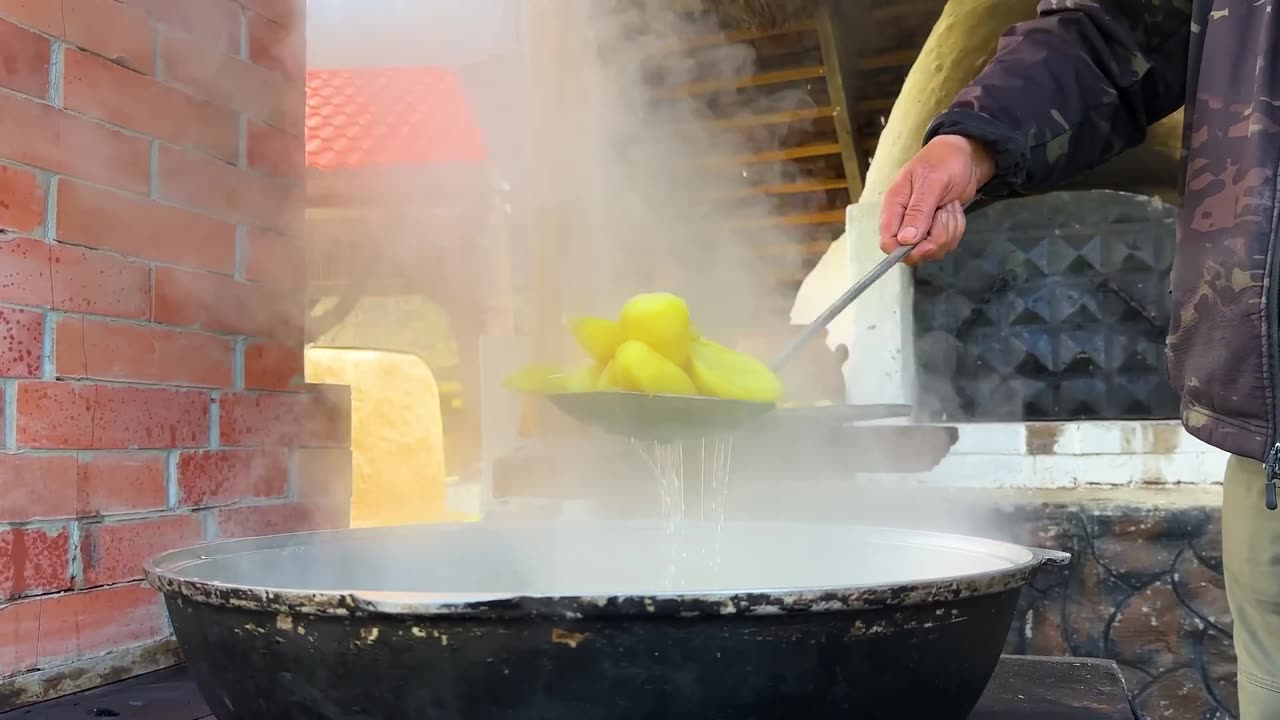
[1004,504,1232,719]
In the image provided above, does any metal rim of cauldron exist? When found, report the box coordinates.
[144,522,1070,621]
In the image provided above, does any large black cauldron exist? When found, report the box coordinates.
[145,521,1068,720]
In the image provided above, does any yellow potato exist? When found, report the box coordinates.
[614,340,698,396]
[597,358,622,390]
[558,363,601,393]
[619,292,692,367]
[569,317,624,365]
[689,338,783,403]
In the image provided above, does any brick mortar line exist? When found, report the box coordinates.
[3,13,297,88]
[39,161,57,382]
[233,337,247,390]
[5,580,169,604]
[73,507,215,525]
[156,22,297,83]
[50,372,235,392]
[148,141,160,198]
[40,307,55,380]
[61,374,314,394]
[3,379,17,449]
[1,506,279,532]
[286,448,298,499]
[147,73,295,133]
[67,517,83,587]
[0,171,301,242]
[0,452,313,522]
[0,160,303,237]
[200,508,217,540]
[0,86,303,182]
[42,171,58,240]
[166,450,180,510]
[2,370,312,392]
[237,113,249,169]
[181,492,294,514]
[33,309,266,342]
[147,261,156,325]
[239,7,250,60]
[0,518,78,533]
[198,495,313,510]
[6,377,310,398]
[0,235,300,295]
[233,224,247,279]
[40,236,295,283]
[1,448,176,458]
[5,440,350,450]
[67,37,281,164]
[153,24,165,80]
[209,391,222,448]
[47,39,64,108]
[5,498,326,536]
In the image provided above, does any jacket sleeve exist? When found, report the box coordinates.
[924,0,1192,197]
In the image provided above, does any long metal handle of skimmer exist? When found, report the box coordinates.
[768,200,977,372]
[768,243,913,371]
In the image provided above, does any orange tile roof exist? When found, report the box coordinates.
[305,66,487,170]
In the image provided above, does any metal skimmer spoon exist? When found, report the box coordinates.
[547,201,975,441]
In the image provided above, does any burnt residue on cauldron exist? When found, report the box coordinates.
[146,525,1070,720]
[144,524,1070,626]
[550,628,590,647]
[149,565,1046,621]
[162,584,1028,720]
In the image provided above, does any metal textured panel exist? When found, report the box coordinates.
[913,191,1179,421]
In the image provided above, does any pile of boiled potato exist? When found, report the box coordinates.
[505,292,783,403]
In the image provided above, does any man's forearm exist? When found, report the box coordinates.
[925,0,1191,197]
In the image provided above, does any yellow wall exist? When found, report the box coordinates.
[306,347,473,527]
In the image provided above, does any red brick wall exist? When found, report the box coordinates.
[0,0,352,688]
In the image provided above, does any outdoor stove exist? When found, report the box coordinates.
[7,406,1140,720]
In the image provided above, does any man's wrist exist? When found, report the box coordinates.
[934,133,996,191]
[924,110,1026,198]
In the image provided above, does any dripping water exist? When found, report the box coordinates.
[629,436,734,589]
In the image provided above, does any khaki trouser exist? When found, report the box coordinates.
[1224,455,1280,718]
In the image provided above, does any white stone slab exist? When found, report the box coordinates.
[860,420,1230,488]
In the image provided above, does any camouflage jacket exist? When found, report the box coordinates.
[926,0,1280,502]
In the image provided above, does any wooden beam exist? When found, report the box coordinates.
[720,178,850,197]
[704,142,843,167]
[710,105,836,129]
[729,209,847,228]
[673,21,819,50]
[815,2,866,199]
[661,65,826,98]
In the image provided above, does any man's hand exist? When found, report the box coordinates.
[879,134,996,265]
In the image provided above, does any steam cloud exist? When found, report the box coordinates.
[505,0,813,358]
[302,0,1012,546]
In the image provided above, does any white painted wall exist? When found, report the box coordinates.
[307,0,523,69]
